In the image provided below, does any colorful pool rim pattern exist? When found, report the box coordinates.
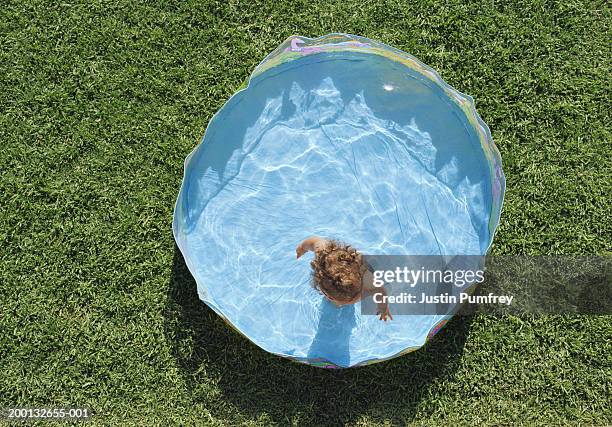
[173,33,506,369]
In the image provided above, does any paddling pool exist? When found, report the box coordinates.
[173,34,505,368]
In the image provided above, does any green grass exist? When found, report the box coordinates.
[1,0,610,425]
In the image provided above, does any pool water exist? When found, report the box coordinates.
[175,51,496,367]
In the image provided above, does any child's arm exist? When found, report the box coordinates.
[296,236,328,258]
[362,270,393,321]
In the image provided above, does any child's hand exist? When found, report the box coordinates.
[377,303,393,322]
[296,243,307,259]
[296,236,326,259]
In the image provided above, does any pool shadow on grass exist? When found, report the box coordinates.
[165,245,473,425]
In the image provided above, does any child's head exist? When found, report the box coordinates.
[311,241,364,305]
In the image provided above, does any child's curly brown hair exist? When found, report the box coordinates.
[311,240,365,302]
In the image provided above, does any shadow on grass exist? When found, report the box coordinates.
[165,245,473,425]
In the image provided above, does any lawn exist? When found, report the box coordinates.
[1,0,610,425]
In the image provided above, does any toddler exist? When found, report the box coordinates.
[296,236,392,321]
